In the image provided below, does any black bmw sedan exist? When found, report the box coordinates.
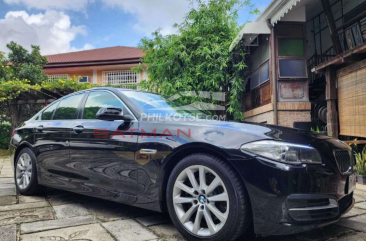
[10,87,355,241]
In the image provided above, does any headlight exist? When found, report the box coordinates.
[241,140,322,165]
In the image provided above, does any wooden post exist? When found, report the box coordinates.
[325,66,339,138]
[321,0,343,55]
[9,103,21,131]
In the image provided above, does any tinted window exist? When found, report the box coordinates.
[53,94,84,120]
[83,91,125,119]
[41,102,58,120]
[121,91,208,119]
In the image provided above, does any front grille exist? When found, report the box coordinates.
[334,150,352,174]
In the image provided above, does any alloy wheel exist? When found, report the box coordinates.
[173,165,229,237]
[16,153,32,189]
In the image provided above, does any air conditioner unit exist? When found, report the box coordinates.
[79,76,90,83]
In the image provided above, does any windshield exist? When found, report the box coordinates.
[121,91,209,119]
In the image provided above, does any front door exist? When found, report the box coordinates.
[69,90,139,204]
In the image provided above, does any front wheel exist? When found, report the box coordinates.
[166,153,251,241]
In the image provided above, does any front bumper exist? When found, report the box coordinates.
[230,138,355,236]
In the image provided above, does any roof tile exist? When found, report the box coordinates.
[45,46,144,64]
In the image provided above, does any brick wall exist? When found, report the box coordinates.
[278,111,311,128]
[244,111,274,124]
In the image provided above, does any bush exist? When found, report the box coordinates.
[355,146,366,176]
[0,123,11,150]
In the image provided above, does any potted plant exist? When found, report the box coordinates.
[354,146,366,184]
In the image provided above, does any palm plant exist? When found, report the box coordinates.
[354,146,366,176]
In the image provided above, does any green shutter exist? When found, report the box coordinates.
[278,39,304,57]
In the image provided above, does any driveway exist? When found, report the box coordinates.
[1,157,366,241]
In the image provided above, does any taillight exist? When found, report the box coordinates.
[11,129,16,138]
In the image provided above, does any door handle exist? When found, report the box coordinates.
[73,125,84,134]
[140,149,157,154]
[36,125,43,132]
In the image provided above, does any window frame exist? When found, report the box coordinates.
[79,90,137,121]
[102,70,140,86]
[47,74,69,82]
[276,22,308,79]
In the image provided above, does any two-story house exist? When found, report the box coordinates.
[231,0,366,140]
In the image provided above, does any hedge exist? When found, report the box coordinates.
[0,123,11,150]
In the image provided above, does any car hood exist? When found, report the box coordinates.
[173,119,331,145]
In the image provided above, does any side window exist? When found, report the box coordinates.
[53,94,84,120]
[83,91,125,119]
[41,102,58,120]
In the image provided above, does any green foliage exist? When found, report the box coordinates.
[0,123,11,150]
[1,42,48,84]
[41,77,95,92]
[138,0,257,121]
[355,146,366,175]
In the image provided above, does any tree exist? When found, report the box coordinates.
[2,42,48,84]
[138,0,258,121]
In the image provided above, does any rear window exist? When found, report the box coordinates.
[53,94,84,120]
[41,103,58,120]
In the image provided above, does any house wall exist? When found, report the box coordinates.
[43,64,145,85]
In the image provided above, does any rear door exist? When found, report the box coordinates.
[69,90,139,203]
[34,93,85,188]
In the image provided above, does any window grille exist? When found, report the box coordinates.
[47,74,69,82]
[102,70,140,86]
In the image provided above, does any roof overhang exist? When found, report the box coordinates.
[43,57,142,69]
[229,22,271,51]
[256,0,302,25]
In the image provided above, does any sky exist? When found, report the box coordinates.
[0,0,271,55]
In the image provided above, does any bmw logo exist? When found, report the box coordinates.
[199,195,206,204]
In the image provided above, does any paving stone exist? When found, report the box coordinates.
[150,223,186,241]
[19,195,45,204]
[0,201,48,212]
[295,224,355,240]
[82,201,155,222]
[0,183,15,189]
[47,193,92,206]
[21,223,114,241]
[354,194,366,203]
[53,204,90,219]
[0,188,16,197]
[356,184,366,192]
[0,224,16,241]
[102,219,157,241]
[0,207,54,226]
[21,215,96,234]
[337,214,366,232]
[0,178,14,184]
[342,208,366,218]
[336,233,366,241]
[135,214,171,227]
[354,202,366,210]
[0,196,16,206]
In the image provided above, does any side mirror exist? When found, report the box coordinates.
[96,107,124,121]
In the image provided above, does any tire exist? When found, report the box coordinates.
[166,153,251,241]
[14,148,42,195]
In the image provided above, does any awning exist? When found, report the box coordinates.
[229,22,271,52]
[270,0,302,25]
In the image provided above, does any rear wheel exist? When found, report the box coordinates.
[166,153,250,241]
[15,148,42,195]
